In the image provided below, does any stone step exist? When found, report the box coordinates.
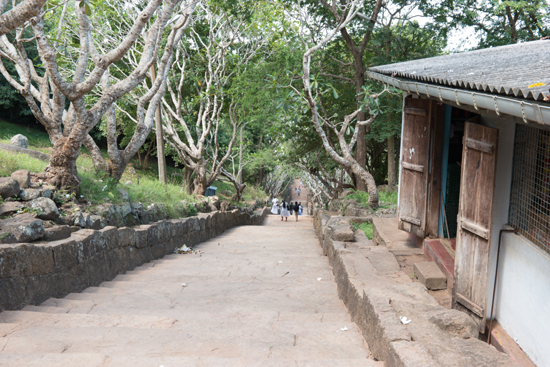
[0,353,108,367]
[0,311,177,329]
[0,335,371,360]
[5,321,366,350]
[22,305,71,314]
[0,354,383,367]
[57,292,344,315]
[413,261,447,290]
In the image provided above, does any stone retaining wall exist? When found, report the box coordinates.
[0,208,269,311]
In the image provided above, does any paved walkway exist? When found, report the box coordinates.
[0,216,381,366]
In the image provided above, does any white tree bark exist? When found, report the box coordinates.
[0,0,47,36]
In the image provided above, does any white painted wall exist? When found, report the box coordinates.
[495,233,550,366]
[481,114,550,366]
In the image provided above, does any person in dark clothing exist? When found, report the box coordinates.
[294,201,300,221]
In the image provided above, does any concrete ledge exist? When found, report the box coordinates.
[313,209,516,367]
[0,208,269,311]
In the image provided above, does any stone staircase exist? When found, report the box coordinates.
[0,217,382,366]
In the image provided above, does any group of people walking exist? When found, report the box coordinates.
[271,198,303,221]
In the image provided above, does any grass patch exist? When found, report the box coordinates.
[0,149,48,177]
[345,189,398,210]
[352,221,373,240]
[0,119,52,150]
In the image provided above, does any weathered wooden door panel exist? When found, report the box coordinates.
[453,122,498,333]
[398,98,432,238]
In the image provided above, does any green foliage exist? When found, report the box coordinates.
[421,0,549,49]
[352,221,374,240]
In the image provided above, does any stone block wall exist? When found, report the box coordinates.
[0,208,268,311]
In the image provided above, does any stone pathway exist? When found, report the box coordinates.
[0,216,382,366]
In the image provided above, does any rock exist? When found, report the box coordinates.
[332,223,355,242]
[87,215,104,230]
[69,226,81,233]
[19,188,41,201]
[0,213,44,242]
[73,211,86,227]
[28,197,59,220]
[0,177,21,199]
[117,188,130,201]
[40,188,53,199]
[124,181,134,185]
[42,225,71,241]
[414,262,447,290]
[10,170,30,189]
[0,201,25,217]
[10,134,29,149]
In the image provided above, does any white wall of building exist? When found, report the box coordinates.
[482,114,550,366]
[495,233,550,366]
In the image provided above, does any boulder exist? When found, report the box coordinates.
[0,177,21,199]
[10,134,29,149]
[0,214,44,242]
[19,188,41,201]
[0,201,24,217]
[10,170,30,189]
[28,197,59,220]
[42,225,71,241]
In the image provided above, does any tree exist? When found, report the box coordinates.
[283,0,399,208]
[422,0,549,48]
[0,0,48,36]
[0,0,196,191]
[160,2,264,195]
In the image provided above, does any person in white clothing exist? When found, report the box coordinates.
[280,201,290,221]
[271,198,279,215]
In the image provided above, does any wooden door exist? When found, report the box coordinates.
[453,122,498,333]
[398,98,432,238]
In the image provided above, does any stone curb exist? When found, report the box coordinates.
[0,208,269,311]
[313,209,516,367]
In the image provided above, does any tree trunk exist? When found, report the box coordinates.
[238,125,244,184]
[182,166,194,194]
[388,135,396,187]
[348,44,367,191]
[151,65,167,184]
[83,135,107,173]
[43,136,81,192]
[193,160,208,196]
[231,183,246,202]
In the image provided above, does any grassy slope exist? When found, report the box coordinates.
[0,120,267,210]
[0,120,197,210]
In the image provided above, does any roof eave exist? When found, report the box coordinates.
[367,71,550,126]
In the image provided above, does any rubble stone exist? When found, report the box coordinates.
[28,197,59,220]
[10,170,30,189]
[0,214,44,242]
[0,177,21,199]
